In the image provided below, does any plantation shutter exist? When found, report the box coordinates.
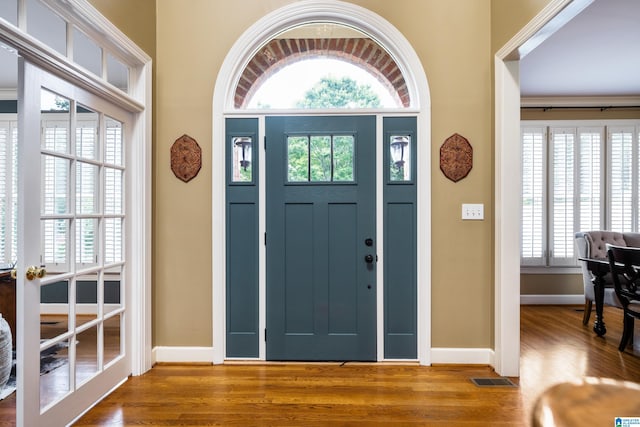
[577,127,604,232]
[42,119,70,267]
[0,120,10,263]
[0,119,19,265]
[608,126,636,232]
[104,118,123,264]
[521,126,546,266]
[549,127,575,266]
[76,118,99,265]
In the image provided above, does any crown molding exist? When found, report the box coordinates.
[521,96,640,108]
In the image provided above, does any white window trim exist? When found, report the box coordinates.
[521,119,640,271]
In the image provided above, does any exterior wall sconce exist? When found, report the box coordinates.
[235,137,252,171]
[231,136,253,182]
[389,135,411,182]
[390,135,409,169]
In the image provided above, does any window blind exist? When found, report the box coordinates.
[521,127,546,265]
[521,120,640,269]
[608,127,637,232]
[549,128,575,265]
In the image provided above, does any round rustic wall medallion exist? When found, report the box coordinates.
[171,134,202,182]
[440,133,472,182]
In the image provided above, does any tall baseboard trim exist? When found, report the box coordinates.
[152,346,215,364]
[520,294,584,305]
[430,348,495,366]
[151,346,495,366]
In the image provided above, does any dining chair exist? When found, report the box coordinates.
[607,244,640,351]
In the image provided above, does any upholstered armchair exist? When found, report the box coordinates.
[575,231,625,325]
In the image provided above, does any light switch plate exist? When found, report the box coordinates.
[462,203,484,220]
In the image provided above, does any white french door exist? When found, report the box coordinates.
[16,60,130,426]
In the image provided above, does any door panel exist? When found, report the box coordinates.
[17,60,130,426]
[266,115,376,361]
[225,118,259,358]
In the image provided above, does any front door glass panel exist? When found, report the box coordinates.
[287,134,355,183]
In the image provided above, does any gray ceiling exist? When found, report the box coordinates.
[520,0,640,99]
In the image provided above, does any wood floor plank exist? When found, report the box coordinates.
[1,305,639,425]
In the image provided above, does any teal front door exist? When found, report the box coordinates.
[266,116,376,361]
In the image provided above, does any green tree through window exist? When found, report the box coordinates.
[295,76,381,109]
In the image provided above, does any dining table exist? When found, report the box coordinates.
[578,256,624,337]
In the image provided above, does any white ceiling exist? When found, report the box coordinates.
[520,0,640,99]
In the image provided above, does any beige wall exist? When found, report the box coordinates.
[91,0,561,351]
[151,0,496,349]
[88,0,156,59]
[521,274,583,295]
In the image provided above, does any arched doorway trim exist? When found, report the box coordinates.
[212,0,431,364]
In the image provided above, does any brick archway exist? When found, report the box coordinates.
[234,37,409,108]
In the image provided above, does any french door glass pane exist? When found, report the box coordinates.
[103,313,122,366]
[39,279,71,408]
[104,217,123,264]
[105,168,123,214]
[76,162,99,215]
[41,218,68,265]
[39,338,70,409]
[77,272,99,327]
[105,117,123,166]
[76,218,98,266]
[75,326,99,386]
[42,155,69,215]
[76,108,99,160]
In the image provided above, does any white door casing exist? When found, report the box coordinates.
[212,0,431,364]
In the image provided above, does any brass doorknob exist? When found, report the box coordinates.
[25,265,46,281]
[10,269,16,280]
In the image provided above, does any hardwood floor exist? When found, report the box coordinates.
[2,305,640,426]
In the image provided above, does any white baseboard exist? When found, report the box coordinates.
[152,346,215,364]
[430,348,495,366]
[520,294,584,305]
[152,346,495,366]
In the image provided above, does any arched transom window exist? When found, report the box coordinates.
[234,23,409,109]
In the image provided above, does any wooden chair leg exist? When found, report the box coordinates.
[582,299,592,325]
[618,314,634,351]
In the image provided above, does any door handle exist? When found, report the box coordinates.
[364,254,374,264]
[14,265,47,281]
